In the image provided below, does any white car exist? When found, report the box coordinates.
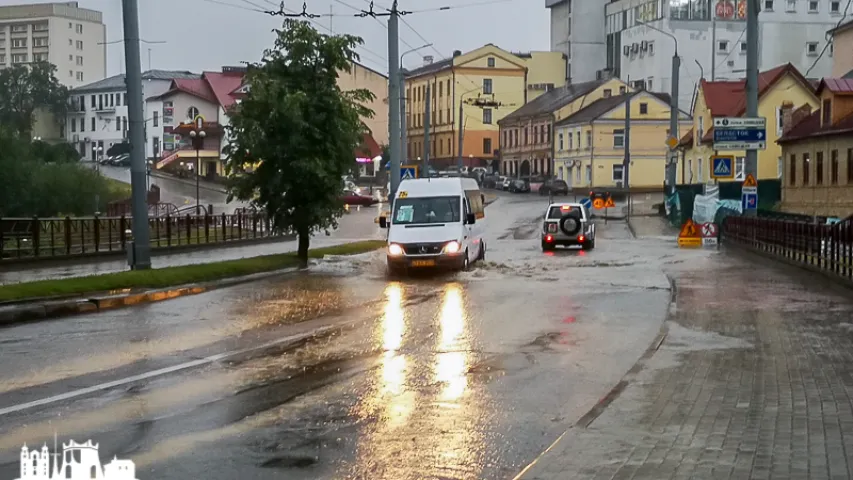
[379,177,486,274]
[501,177,512,190]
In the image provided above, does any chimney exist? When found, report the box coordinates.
[453,50,462,57]
[789,104,813,134]
[423,55,433,66]
[780,101,795,135]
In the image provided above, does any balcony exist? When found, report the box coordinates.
[94,106,116,114]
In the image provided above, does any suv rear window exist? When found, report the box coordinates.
[547,205,584,219]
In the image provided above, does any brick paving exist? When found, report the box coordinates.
[520,251,853,480]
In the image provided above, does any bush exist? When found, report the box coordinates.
[0,130,128,217]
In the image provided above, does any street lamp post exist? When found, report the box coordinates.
[95,145,103,173]
[637,21,680,195]
[400,43,433,169]
[188,119,206,215]
[146,160,152,191]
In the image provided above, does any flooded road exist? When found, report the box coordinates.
[0,194,714,479]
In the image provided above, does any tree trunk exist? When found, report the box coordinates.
[297,225,310,269]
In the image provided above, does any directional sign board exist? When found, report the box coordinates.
[710,155,734,179]
[677,219,703,248]
[579,198,592,210]
[400,165,418,180]
[713,117,767,150]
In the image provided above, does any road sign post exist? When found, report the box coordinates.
[741,173,758,212]
[677,219,702,248]
[712,117,767,151]
[710,155,734,179]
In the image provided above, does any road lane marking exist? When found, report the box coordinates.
[0,325,341,417]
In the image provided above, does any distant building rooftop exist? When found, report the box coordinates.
[71,70,201,93]
[0,1,103,22]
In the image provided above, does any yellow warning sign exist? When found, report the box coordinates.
[678,219,702,248]
[743,173,757,187]
[604,196,616,208]
[593,198,604,209]
[665,136,679,149]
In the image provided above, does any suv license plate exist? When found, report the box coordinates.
[411,259,435,267]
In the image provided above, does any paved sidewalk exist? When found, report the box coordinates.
[628,215,679,239]
[520,251,853,479]
[0,207,385,285]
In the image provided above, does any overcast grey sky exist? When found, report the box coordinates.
[2,0,550,76]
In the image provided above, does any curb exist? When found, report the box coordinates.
[510,273,676,480]
[625,217,638,239]
[0,266,304,327]
[148,171,227,194]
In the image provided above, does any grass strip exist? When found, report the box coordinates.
[0,240,385,303]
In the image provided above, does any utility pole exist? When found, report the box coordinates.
[400,69,407,166]
[623,91,631,208]
[667,52,680,195]
[710,16,716,81]
[121,0,151,269]
[744,0,759,216]
[387,1,401,200]
[457,101,465,170]
[424,83,431,170]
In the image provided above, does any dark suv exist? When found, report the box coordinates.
[539,179,569,196]
[509,178,530,193]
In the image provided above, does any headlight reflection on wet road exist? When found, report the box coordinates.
[437,284,468,402]
[379,283,412,427]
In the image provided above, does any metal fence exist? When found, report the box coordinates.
[0,212,279,260]
[723,216,853,282]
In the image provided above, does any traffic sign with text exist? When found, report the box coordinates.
[713,117,767,150]
[678,219,703,248]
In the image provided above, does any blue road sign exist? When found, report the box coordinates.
[580,198,592,209]
[713,129,766,143]
[400,167,417,180]
[742,193,757,210]
[711,156,734,179]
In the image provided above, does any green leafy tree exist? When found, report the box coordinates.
[0,62,69,135]
[224,19,374,267]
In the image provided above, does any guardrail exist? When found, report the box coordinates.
[0,213,279,261]
[723,216,853,282]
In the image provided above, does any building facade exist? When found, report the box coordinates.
[403,44,568,170]
[829,19,853,77]
[605,0,837,110]
[555,89,692,189]
[337,61,389,146]
[0,1,106,88]
[65,70,200,161]
[678,63,818,183]
[778,78,853,217]
[546,0,607,83]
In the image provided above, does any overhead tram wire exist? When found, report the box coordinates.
[398,15,480,91]
[331,0,420,51]
[806,0,853,76]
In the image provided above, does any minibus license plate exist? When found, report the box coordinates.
[411,259,435,267]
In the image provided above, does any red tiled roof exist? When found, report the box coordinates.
[778,108,853,143]
[356,133,381,158]
[173,78,217,104]
[816,78,853,94]
[203,71,245,109]
[699,63,813,118]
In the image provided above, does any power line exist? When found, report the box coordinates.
[405,0,514,13]
[806,0,853,76]
[398,15,480,90]
[198,0,265,12]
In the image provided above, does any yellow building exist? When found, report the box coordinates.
[403,44,566,169]
[554,90,692,189]
[514,51,568,101]
[777,78,853,217]
[337,61,389,146]
[499,77,629,177]
[678,63,818,184]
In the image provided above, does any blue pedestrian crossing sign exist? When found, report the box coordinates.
[711,155,734,179]
[579,198,592,209]
[400,165,418,180]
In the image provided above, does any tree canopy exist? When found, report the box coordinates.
[0,62,69,135]
[224,19,375,267]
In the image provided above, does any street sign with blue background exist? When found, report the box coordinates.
[710,156,734,179]
[580,198,592,209]
[713,117,767,150]
[742,193,757,210]
[400,166,417,180]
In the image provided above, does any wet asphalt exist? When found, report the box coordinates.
[0,193,713,479]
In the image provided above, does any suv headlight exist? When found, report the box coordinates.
[442,241,461,254]
[388,244,404,256]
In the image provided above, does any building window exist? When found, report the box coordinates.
[603,89,612,98]
[648,42,655,56]
[803,153,811,184]
[789,154,796,185]
[76,24,83,34]
[11,24,27,33]
[116,116,121,131]
[33,53,48,62]
[91,95,96,108]
[524,128,528,145]
[786,0,796,11]
[777,156,783,179]
[483,138,492,154]
[585,130,592,148]
[558,133,564,150]
[187,106,200,120]
[831,1,841,12]
[619,86,627,94]
[717,40,728,53]
[822,99,832,124]
[613,164,624,183]
[613,129,625,148]
[808,0,818,12]
[546,125,551,142]
[71,120,76,133]
[740,42,748,53]
[91,117,96,131]
[735,157,746,180]
[639,103,648,114]
[12,38,27,48]
[33,37,48,47]
[764,0,774,10]
[153,110,159,127]
[12,54,27,64]
[807,42,819,55]
[76,56,83,66]
[816,151,824,185]
[831,149,839,184]
[776,106,785,135]
[533,126,539,143]
[76,40,83,50]
[487,57,495,67]
[76,72,83,81]
[483,108,492,124]
[483,78,493,94]
[848,148,853,183]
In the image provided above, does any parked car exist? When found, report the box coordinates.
[109,154,131,166]
[508,178,530,193]
[482,174,501,189]
[539,178,570,196]
[340,189,378,206]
